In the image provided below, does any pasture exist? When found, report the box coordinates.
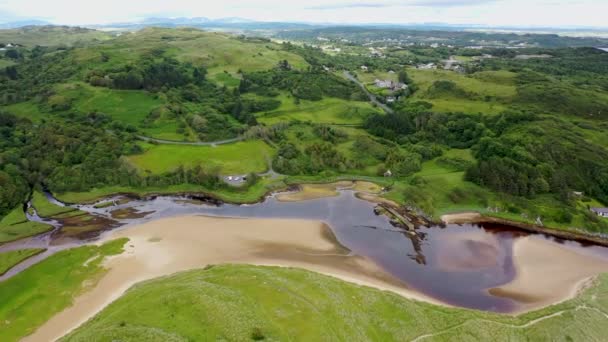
[128,140,274,175]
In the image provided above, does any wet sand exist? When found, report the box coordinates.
[275,181,381,202]
[23,215,438,342]
[490,235,608,313]
[441,212,482,224]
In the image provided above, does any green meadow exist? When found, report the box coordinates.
[3,101,47,122]
[63,264,608,342]
[0,249,45,276]
[95,28,308,84]
[55,176,287,205]
[0,239,128,342]
[128,140,274,175]
[55,82,163,126]
[0,207,53,244]
[407,68,517,115]
[255,93,381,125]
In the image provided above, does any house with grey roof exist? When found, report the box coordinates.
[591,208,608,218]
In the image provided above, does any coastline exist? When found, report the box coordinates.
[442,211,608,247]
[22,215,441,342]
[489,235,608,314]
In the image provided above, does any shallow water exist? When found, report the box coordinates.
[4,190,608,312]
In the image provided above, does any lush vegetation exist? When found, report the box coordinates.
[128,140,274,175]
[1,25,608,237]
[64,264,608,341]
[0,238,128,341]
[0,248,45,276]
[0,206,52,244]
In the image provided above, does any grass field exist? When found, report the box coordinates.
[3,101,47,122]
[356,70,399,84]
[0,59,16,69]
[0,239,127,342]
[56,83,163,126]
[0,249,45,276]
[0,207,53,244]
[56,175,287,205]
[255,93,381,125]
[31,192,77,218]
[408,68,517,115]
[128,140,274,175]
[63,264,608,341]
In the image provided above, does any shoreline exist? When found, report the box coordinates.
[441,211,608,247]
[54,183,608,248]
[22,215,442,342]
[489,235,608,315]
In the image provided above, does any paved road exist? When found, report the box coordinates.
[343,71,394,114]
[137,135,244,146]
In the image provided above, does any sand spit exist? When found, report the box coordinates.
[490,235,608,314]
[23,216,437,342]
[275,181,382,202]
[441,212,483,224]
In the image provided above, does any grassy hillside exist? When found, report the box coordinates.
[407,69,516,114]
[0,26,113,47]
[63,265,608,341]
[87,28,308,85]
[254,93,381,125]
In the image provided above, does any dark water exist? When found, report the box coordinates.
[3,190,608,312]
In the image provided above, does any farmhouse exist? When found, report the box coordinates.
[374,79,408,91]
[591,208,608,218]
[416,63,437,70]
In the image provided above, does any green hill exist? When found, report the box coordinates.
[63,265,608,342]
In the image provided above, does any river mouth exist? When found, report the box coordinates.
[5,190,608,313]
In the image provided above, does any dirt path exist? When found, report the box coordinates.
[410,304,608,342]
[136,135,243,146]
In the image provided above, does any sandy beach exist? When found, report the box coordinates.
[441,212,482,224]
[23,215,437,342]
[275,181,382,202]
[490,235,608,313]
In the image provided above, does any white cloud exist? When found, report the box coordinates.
[0,0,606,27]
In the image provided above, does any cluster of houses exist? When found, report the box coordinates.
[374,79,408,91]
[0,43,19,51]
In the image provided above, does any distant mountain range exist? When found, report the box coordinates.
[1,17,607,38]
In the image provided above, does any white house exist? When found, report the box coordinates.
[591,208,608,218]
[360,65,369,72]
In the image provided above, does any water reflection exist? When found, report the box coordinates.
[4,190,608,312]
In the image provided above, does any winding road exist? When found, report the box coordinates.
[137,135,244,146]
[343,71,394,114]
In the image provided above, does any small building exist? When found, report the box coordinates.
[572,191,584,197]
[360,65,369,72]
[386,96,396,103]
[591,208,608,218]
[384,169,393,177]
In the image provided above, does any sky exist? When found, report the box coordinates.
[0,0,607,28]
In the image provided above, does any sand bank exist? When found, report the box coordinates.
[490,235,608,313]
[441,212,482,224]
[23,215,437,342]
[275,181,382,202]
